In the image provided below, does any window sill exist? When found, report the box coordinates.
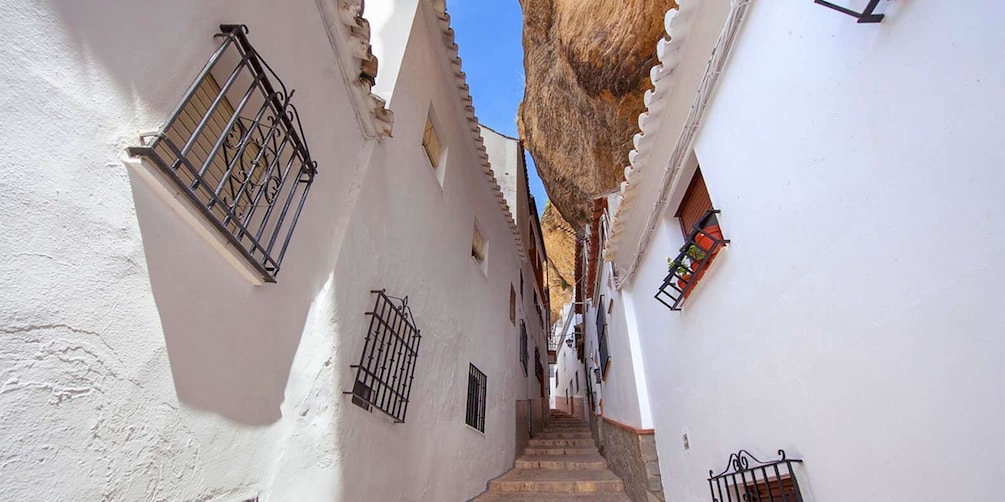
[465,423,486,437]
[123,157,266,286]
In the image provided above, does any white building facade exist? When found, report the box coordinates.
[0,0,546,500]
[592,1,1005,501]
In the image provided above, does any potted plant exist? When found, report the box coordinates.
[667,258,693,291]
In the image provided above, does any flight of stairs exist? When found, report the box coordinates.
[472,410,630,501]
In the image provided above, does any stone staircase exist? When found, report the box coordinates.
[472,411,630,501]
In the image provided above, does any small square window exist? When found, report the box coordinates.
[471,225,487,267]
[422,115,441,169]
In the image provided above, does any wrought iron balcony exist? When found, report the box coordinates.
[708,449,804,502]
[128,25,317,282]
[655,209,729,311]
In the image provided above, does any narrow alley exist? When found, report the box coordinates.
[0,0,1002,501]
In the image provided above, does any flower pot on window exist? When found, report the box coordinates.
[695,224,724,253]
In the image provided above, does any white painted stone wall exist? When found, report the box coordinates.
[610,1,1005,500]
[0,0,531,500]
[552,305,586,415]
[585,250,651,429]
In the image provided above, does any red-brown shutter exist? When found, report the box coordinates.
[675,168,713,237]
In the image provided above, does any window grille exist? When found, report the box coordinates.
[656,209,729,311]
[509,285,516,324]
[708,450,804,502]
[348,290,422,423]
[534,347,544,383]
[128,25,317,282]
[597,295,611,379]
[465,363,487,432]
[519,320,529,377]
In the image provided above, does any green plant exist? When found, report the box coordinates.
[666,257,690,277]
[686,244,707,262]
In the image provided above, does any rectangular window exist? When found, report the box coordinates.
[422,114,441,169]
[465,364,487,432]
[509,285,516,324]
[708,450,805,502]
[675,167,714,237]
[471,226,487,265]
[519,321,529,377]
[534,347,544,383]
[657,167,729,311]
[128,25,316,282]
[349,290,422,423]
[597,295,611,379]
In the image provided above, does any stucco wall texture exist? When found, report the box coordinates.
[0,1,543,500]
[607,1,1005,501]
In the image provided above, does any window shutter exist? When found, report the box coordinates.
[675,168,713,236]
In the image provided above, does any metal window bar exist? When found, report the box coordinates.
[466,363,487,432]
[656,209,730,311]
[520,321,529,377]
[534,347,544,382]
[597,295,610,378]
[128,24,318,282]
[708,450,804,502]
[814,0,885,23]
[346,290,422,423]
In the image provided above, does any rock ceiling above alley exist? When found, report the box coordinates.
[519,0,678,229]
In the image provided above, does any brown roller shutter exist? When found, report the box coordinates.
[674,167,713,237]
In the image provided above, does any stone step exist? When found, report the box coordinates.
[535,431,592,439]
[489,469,624,494]
[523,446,597,456]
[472,492,632,501]
[515,454,607,471]
[529,438,595,447]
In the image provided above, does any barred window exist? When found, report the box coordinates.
[519,320,529,376]
[128,25,316,282]
[465,364,487,432]
[349,290,422,423]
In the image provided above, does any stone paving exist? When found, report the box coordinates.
[472,411,630,501]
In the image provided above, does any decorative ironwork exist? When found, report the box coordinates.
[596,295,610,379]
[465,363,487,432]
[814,0,885,23]
[708,449,804,502]
[656,209,730,311]
[128,24,317,282]
[520,320,529,376]
[347,290,422,423]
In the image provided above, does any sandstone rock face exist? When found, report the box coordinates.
[541,202,576,322]
[519,0,676,228]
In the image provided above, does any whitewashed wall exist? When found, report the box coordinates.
[0,1,372,500]
[482,126,550,404]
[587,253,652,429]
[616,1,1005,501]
[0,0,529,500]
[552,305,586,413]
[326,1,529,500]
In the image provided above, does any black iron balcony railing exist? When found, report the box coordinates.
[656,209,729,311]
[348,290,422,423]
[128,25,317,282]
[708,449,804,502]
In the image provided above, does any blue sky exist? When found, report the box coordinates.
[448,1,549,215]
